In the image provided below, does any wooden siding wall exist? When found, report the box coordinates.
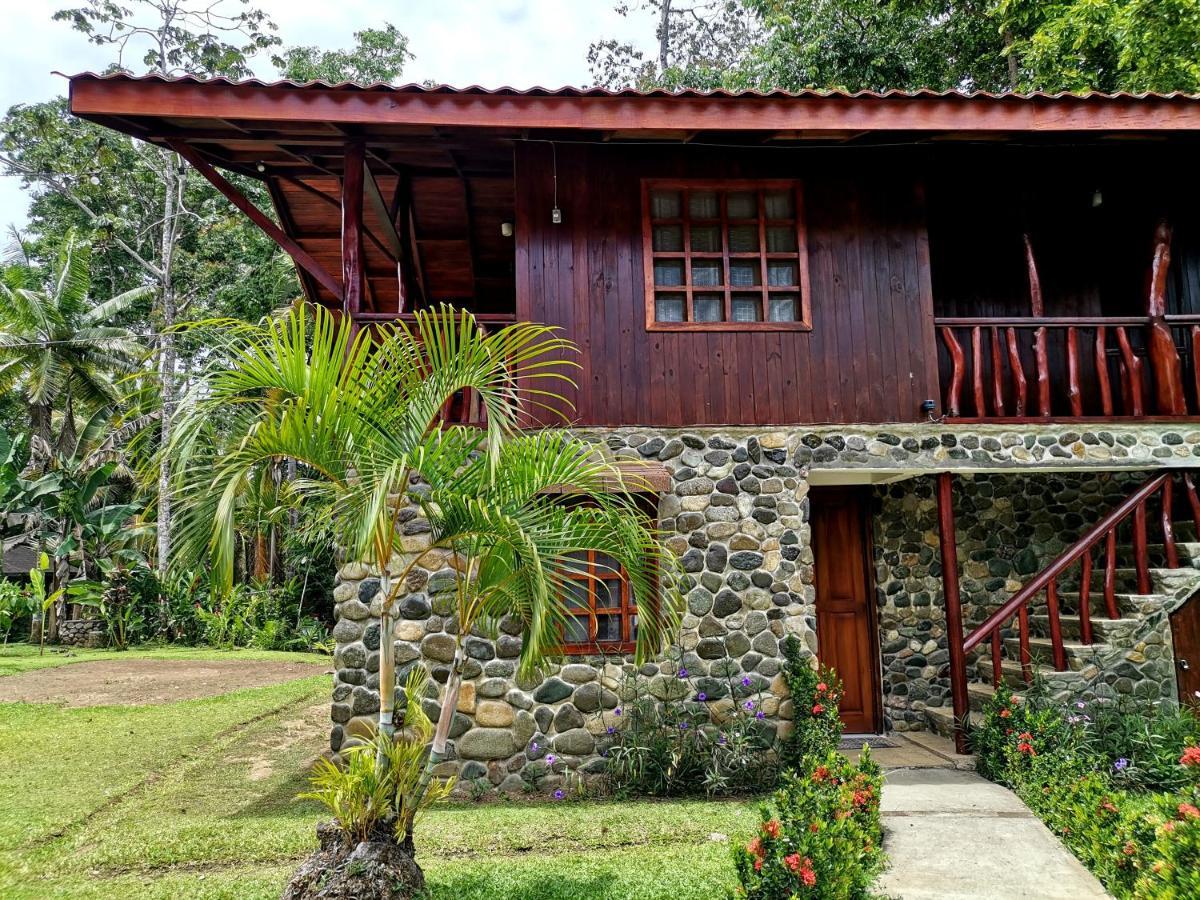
[514,143,938,427]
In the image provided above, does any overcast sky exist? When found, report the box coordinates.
[0,0,650,230]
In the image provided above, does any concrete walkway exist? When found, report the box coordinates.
[875,767,1109,899]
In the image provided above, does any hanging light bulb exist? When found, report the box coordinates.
[1091,188,1103,208]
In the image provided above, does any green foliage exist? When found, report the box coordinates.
[0,579,32,644]
[273,23,413,84]
[192,578,330,654]
[592,0,1200,95]
[973,685,1200,898]
[603,657,778,798]
[731,749,885,899]
[776,635,843,770]
[299,668,453,842]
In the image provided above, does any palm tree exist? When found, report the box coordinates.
[171,303,680,857]
[0,231,150,464]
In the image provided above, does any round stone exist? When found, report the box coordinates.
[533,677,574,704]
[713,590,743,618]
[421,633,457,663]
[561,664,597,684]
[553,728,595,756]
[553,703,585,731]
[458,728,517,760]
[475,700,515,727]
[478,678,509,698]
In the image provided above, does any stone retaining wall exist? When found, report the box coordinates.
[57,618,106,648]
[329,424,1200,779]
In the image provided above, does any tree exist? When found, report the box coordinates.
[0,232,149,463]
[274,23,414,84]
[590,0,1200,94]
[171,304,680,869]
[25,0,285,576]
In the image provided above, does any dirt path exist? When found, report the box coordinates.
[0,658,331,706]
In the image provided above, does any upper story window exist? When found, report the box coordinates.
[561,550,638,654]
[642,179,811,331]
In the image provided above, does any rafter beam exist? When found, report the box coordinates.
[168,140,342,302]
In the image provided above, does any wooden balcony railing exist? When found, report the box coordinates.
[936,315,1200,420]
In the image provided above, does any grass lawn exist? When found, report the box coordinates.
[0,643,332,677]
[0,645,757,899]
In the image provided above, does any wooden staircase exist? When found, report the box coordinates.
[929,472,1200,744]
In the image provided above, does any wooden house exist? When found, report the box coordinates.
[70,74,1200,765]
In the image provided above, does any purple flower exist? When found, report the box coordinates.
[606,726,615,734]
[1113,758,1129,772]
[679,722,689,730]
[755,711,765,720]
[530,741,538,751]
[1075,701,1086,710]
[718,734,727,745]
[613,708,622,716]
[744,700,755,711]
[546,754,556,765]
[741,676,752,687]
[697,692,707,702]
[553,789,564,800]
[678,668,688,678]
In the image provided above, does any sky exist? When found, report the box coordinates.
[0,0,651,231]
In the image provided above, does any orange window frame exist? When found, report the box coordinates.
[641,178,813,332]
[560,550,640,655]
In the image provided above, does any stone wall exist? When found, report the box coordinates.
[57,618,106,647]
[329,424,1200,773]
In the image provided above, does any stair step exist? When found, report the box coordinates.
[1030,613,1142,641]
[967,681,996,713]
[925,704,982,739]
[975,654,1094,685]
[1084,566,1199,594]
[1058,590,1168,616]
[1001,636,1106,671]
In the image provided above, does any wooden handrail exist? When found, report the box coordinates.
[936,315,1200,328]
[962,473,1170,654]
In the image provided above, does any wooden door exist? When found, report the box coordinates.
[812,487,882,734]
[1171,595,1200,705]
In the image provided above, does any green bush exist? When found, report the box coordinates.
[731,748,886,899]
[603,656,778,798]
[973,685,1200,898]
[776,636,844,770]
[0,578,32,644]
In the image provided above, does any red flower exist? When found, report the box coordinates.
[812,703,825,715]
[1179,803,1200,820]
[853,789,871,807]
[1163,820,1178,834]
[784,853,802,873]
[816,682,828,694]
[1180,746,1200,767]
[753,858,762,872]
[746,837,764,858]
[1123,841,1137,857]
[1010,696,1020,707]
[1100,800,1118,814]
[811,765,829,783]
[999,708,1011,719]
[1018,732,1033,742]
[809,822,820,833]
[762,819,781,839]
[800,857,817,888]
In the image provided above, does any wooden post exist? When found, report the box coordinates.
[1023,234,1052,416]
[342,140,366,323]
[1146,220,1186,414]
[937,472,970,755]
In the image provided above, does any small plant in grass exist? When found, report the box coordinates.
[732,748,885,899]
[468,777,492,802]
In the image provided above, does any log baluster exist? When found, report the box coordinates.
[1046,577,1067,670]
[989,326,1006,416]
[1066,326,1083,416]
[971,326,986,416]
[1185,473,1200,535]
[1006,327,1027,416]
[1017,603,1032,685]
[1115,327,1145,416]
[991,629,1003,687]
[941,327,965,418]
[1095,326,1114,416]
[1033,326,1051,416]
[1104,528,1119,619]
[1193,325,1200,415]
[1079,549,1094,645]
[1161,476,1179,569]
[1133,499,1151,595]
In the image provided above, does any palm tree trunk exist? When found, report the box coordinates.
[156,150,180,579]
[376,571,398,768]
[403,641,464,846]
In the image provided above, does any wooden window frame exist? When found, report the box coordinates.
[560,550,640,655]
[641,178,812,332]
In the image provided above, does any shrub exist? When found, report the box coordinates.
[973,684,1200,899]
[603,656,778,798]
[777,636,844,770]
[0,578,32,644]
[731,748,886,899]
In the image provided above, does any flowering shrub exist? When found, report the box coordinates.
[732,749,885,899]
[776,635,845,770]
[974,684,1200,898]
[602,655,778,797]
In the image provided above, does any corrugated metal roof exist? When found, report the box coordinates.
[64,71,1200,102]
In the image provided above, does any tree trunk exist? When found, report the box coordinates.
[657,0,673,73]
[376,571,398,769]
[156,152,180,579]
[404,642,464,845]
